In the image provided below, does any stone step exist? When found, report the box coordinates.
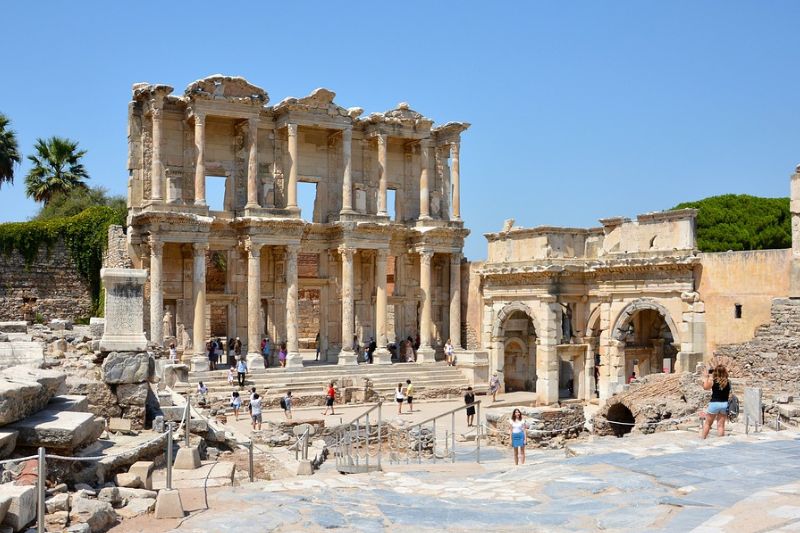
[198,373,470,388]
[6,406,104,452]
[47,395,89,413]
[189,361,455,379]
[0,429,18,459]
[0,342,45,370]
[193,370,467,387]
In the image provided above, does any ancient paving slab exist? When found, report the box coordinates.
[0,366,66,426]
[169,431,800,532]
[0,342,44,369]
[0,483,36,532]
[152,462,236,490]
[7,408,103,451]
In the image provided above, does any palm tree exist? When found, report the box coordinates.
[0,113,21,189]
[25,136,89,205]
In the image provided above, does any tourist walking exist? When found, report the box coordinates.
[227,366,235,386]
[234,337,242,359]
[278,342,287,368]
[445,339,455,366]
[395,383,405,414]
[464,386,476,426]
[367,337,376,364]
[261,337,270,368]
[236,357,248,388]
[489,373,500,403]
[206,341,216,370]
[701,364,731,439]
[405,379,415,413]
[281,391,293,419]
[231,391,241,421]
[169,342,178,363]
[510,408,527,465]
[197,381,208,404]
[323,381,336,416]
[315,332,321,361]
[250,393,262,430]
[404,340,415,363]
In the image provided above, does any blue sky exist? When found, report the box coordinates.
[1,1,798,260]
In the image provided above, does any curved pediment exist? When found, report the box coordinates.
[184,75,269,106]
[274,87,362,119]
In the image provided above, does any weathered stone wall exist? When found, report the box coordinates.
[714,298,800,398]
[485,405,584,449]
[698,249,790,356]
[104,225,132,269]
[0,240,92,322]
[464,261,483,350]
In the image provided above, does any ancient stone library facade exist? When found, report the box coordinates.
[125,75,469,371]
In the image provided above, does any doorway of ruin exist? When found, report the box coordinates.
[298,253,321,353]
[297,181,318,222]
[614,302,679,383]
[501,310,537,392]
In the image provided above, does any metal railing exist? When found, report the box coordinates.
[332,401,383,473]
[388,401,482,465]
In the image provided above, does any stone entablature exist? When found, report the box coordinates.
[126,75,470,371]
[477,209,704,405]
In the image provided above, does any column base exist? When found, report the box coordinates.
[246,352,263,370]
[285,351,304,368]
[190,356,209,372]
[373,347,392,365]
[416,346,435,364]
[337,349,358,366]
[245,202,261,210]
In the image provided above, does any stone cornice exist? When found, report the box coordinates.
[480,254,700,278]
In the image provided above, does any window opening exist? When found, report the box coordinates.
[734,304,742,319]
[297,181,318,222]
[206,175,227,212]
[387,189,397,221]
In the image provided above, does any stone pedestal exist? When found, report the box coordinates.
[297,459,313,476]
[372,347,392,365]
[336,350,358,366]
[154,489,185,519]
[416,347,435,364]
[99,268,148,352]
[174,446,201,470]
[190,357,209,372]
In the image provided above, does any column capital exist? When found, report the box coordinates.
[287,123,298,137]
[376,248,390,261]
[338,245,356,260]
[450,252,462,266]
[376,133,388,146]
[242,238,262,258]
[192,242,209,257]
[450,140,460,152]
[193,111,206,126]
[419,249,434,265]
[342,126,352,140]
[248,117,259,131]
[148,236,164,257]
[285,243,300,256]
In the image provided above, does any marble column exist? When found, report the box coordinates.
[338,246,358,365]
[245,117,260,209]
[449,252,462,350]
[451,142,461,220]
[340,127,354,214]
[191,242,209,370]
[376,134,388,216]
[285,244,303,367]
[373,248,391,364]
[193,112,206,206]
[150,103,164,201]
[149,237,164,346]
[418,139,431,220]
[287,123,298,210]
[245,240,263,368]
[417,249,435,362]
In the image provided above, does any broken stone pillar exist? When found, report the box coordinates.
[99,268,148,352]
[790,165,800,297]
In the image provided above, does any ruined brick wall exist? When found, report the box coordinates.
[0,239,93,322]
[104,225,132,268]
[463,261,483,350]
[714,298,800,398]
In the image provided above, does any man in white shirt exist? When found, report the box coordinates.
[250,393,262,430]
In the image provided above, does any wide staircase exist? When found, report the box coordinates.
[188,360,477,404]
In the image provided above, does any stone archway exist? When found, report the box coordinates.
[492,303,539,392]
[611,299,680,384]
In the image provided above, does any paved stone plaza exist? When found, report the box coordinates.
[107,428,800,533]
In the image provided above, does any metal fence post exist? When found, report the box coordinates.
[476,402,481,464]
[451,412,456,464]
[366,413,370,471]
[432,419,437,464]
[185,396,191,447]
[37,447,45,533]
[249,441,254,482]
[377,402,382,468]
[166,424,173,490]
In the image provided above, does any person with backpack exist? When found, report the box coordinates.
[281,391,293,419]
[322,382,336,416]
